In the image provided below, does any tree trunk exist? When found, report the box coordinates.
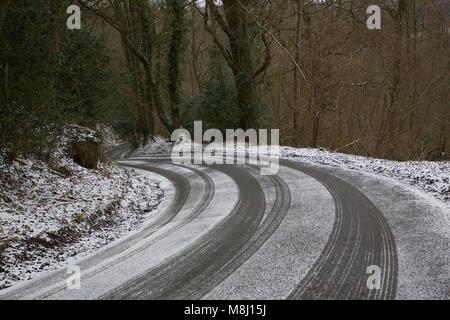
[292,0,303,146]
[0,0,10,36]
[383,0,407,159]
[310,111,320,148]
[218,0,260,129]
[47,0,65,112]
[166,0,185,130]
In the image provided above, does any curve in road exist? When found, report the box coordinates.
[2,151,422,300]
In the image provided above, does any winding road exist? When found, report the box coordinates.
[0,147,448,300]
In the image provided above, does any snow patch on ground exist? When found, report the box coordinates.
[0,138,163,290]
[132,137,176,156]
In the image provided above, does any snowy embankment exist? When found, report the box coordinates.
[132,137,449,204]
[0,132,163,290]
[281,147,449,204]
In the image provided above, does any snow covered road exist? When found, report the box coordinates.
[0,153,448,300]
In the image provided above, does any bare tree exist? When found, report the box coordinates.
[198,0,271,129]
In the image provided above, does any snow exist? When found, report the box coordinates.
[0,132,447,297]
[281,147,449,204]
[132,136,177,156]
[66,124,100,143]
[131,137,449,204]
[0,131,164,290]
[99,125,123,152]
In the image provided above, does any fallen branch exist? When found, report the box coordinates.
[334,139,363,153]
[48,169,67,178]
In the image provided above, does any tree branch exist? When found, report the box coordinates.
[254,33,271,78]
[236,0,308,84]
[205,0,233,39]
[195,3,235,71]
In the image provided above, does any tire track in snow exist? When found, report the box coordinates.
[180,166,292,299]
[284,161,398,300]
[204,165,335,300]
[44,162,238,300]
[102,164,269,300]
